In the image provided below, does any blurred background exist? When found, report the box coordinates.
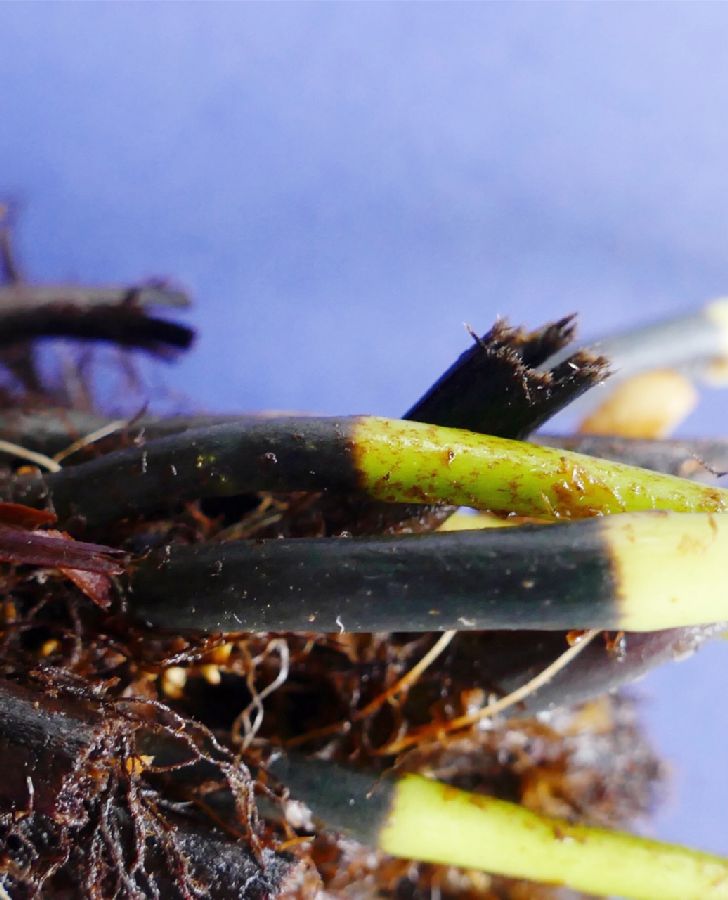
[1,2,727,856]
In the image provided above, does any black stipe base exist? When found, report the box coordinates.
[267,753,394,849]
[129,521,617,634]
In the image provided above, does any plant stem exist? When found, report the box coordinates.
[6,416,728,526]
[550,299,728,388]
[130,511,728,633]
[341,315,607,534]
[269,755,728,900]
[0,678,298,896]
[382,774,728,900]
[404,315,607,440]
[539,432,728,478]
[10,412,728,485]
[437,625,722,717]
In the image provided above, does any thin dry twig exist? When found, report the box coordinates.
[53,418,130,463]
[354,630,456,720]
[0,438,61,472]
[377,629,601,755]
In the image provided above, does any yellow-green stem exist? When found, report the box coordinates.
[380,774,728,900]
[352,417,728,517]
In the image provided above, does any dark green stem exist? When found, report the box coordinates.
[128,513,728,634]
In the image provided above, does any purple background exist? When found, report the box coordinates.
[1,3,727,855]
